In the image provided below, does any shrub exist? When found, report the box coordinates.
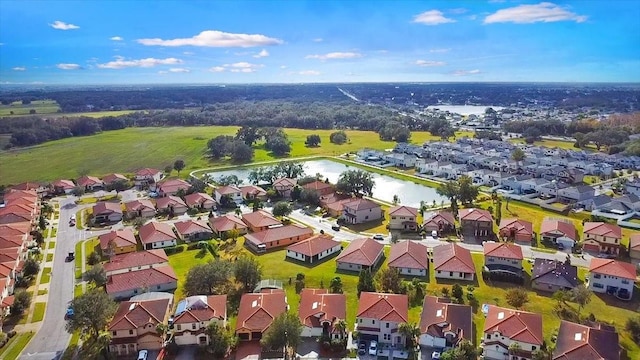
[7,330,16,338]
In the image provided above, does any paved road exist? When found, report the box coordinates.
[288,209,361,242]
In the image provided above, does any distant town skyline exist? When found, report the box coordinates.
[1,0,639,84]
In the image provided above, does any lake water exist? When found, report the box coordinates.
[426,105,503,116]
[209,159,447,208]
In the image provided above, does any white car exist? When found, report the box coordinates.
[70,214,76,221]
[372,234,385,241]
[368,340,378,356]
[431,351,441,359]
[137,350,148,360]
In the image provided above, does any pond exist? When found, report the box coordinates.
[208,159,447,208]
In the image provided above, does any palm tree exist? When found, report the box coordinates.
[508,342,521,359]
[334,319,347,339]
[398,322,420,351]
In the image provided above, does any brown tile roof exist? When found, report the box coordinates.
[357,292,408,323]
[388,241,429,270]
[52,179,75,189]
[174,220,212,236]
[540,218,577,241]
[286,234,341,257]
[135,168,162,177]
[4,190,38,202]
[92,201,123,215]
[215,185,241,195]
[588,258,636,280]
[459,208,492,222]
[389,206,418,217]
[125,199,155,213]
[173,295,227,324]
[273,177,297,188]
[209,214,247,233]
[302,180,333,192]
[76,175,103,187]
[0,212,31,224]
[99,229,137,251]
[419,296,472,343]
[483,242,523,260]
[106,265,177,295]
[499,218,533,236]
[236,292,287,333]
[484,305,543,345]
[433,243,475,274]
[298,289,346,329]
[102,173,128,184]
[631,234,640,251]
[9,183,42,191]
[335,238,383,266]
[242,210,281,229]
[0,222,31,236]
[104,249,168,274]
[583,222,622,239]
[155,195,187,210]
[108,298,171,331]
[245,224,313,246]
[532,259,578,289]
[157,179,191,194]
[342,198,380,211]
[239,185,267,198]
[553,320,620,360]
[138,221,177,244]
[184,192,216,207]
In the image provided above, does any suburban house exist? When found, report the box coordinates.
[209,214,248,237]
[239,185,268,201]
[76,175,104,191]
[540,219,577,250]
[51,179,75,194]
[244,224,313,253]
[173,295,227,346]
[387,241,429,277]
[299,289,347,339]
[356,292,408,346]
[134,168,164,188]
[418,296,472,348]
[483,242,524,277]
[99,229,138,257]
[422,211,456,236]
[341,198,383,225]
[321,194,353,218]
[214,185,243,205]
[235,290,288,341]
[587,258,636,300]
[138,221,178,250]
[273,177,297,197]
[106,265,178,300]
[155,195,188,215]
[630,234,640,261]
[102,173,129,187]
[174,220,213,242]
[104,250,169,277]
[582,222,623,257]
[92,201,123,223]
[124,199,156,219]
[432,243,475,281]
[335,238,384,272]
[459,208,493,240]
[242,210,282,232]
[184,192,216,211]
[107,298,173,356]
[557,185,595,204]
[302,180,334,196]
[625,179,640,196]
[498,218,534,243]
[285,234,342,264]
[552,320,620,360]
[156,179,191,197]
[482,305,544,360]
[531,259,578,293]
[388,205,418,232]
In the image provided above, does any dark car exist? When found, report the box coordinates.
[65,252,75,262]
[357,341,366,355]
[331,224,341,231]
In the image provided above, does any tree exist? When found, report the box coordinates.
[22,257,40,278]
[227,227,240,241]
[215,174,241,186]
[84,264,107,287]
[87,251,101,266]
[398,322,420,352]
[71,185,85,197]
[295,273,305,294]
[329,130,348,144]
[184,259,234,296]
[173,159,185,175]
[437,180,459,214]
[508,342,521,357]
[299,188,320,206]
[236,126,261,146]
[552,289,570,306]
[357,269,376,296]
[334,319,347,339]
[440,340,478,360]
[376,267,402,294]
[571,285,591,315]
[305,134,321,147]
[230,141,254,163]
[10,290,31,316]
[265,133,291,156]
[451,284,464,303]
[392,194,400,205]
[505,288,529,309]
[164,164,173,175]
[272,201,293,217]
[532,349,551,360]
[625,316,640,343]
[336,169,374,197]
[260,312,303,359]
[290,186,302,201]
[66,289,117,341]
[234,256,262,292]
[512,148,526,167]
[107,179,131,192]
[206,322,234,358]
[457,175,479,205]
[329,277,343,294]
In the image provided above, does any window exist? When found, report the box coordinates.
[359,319,362,323]
[593,283,604,289]
[532,346,537,351]
[157,285,161,289]
[450,272,453,276]
[386,322,390,329]
[177,325,182,330]
[407,269,411,274]
[622,279,629,284]
[593,274,601,279]
[192,324,196,330]
[372,320,375,324]
[129,330,133,335]
[112,331,117,336]
[488,257,494,262]
[487,334,491,339]
[365,216,369,220]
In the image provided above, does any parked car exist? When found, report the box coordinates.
[331,224,341,231]
[357,342,366,355]
[65,306,74,319]
[69,219,76,227]
[66,252,75,262]
[137,350,148,360]
[432,351,441,360]
[368,340,378,356]
[372,234,385,241]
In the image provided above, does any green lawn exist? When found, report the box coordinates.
[46,253,53,262]
[37,289,48,296]
[32,302,46,322]
[48,241,55,249]
[0,100,60,116]
[167,245,215,300]
[40,267,52,284]
[0,332,35,360]
[50,228,57,238]
[74,240,84,279]
[60,332,82,360]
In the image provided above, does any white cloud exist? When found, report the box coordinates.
[299,70,320,76]
[412,10,456,25]
[429,48,451,53]
[183,51,195,55]
[209,66,226,73]
[415,60,446,67]
[158,71,168,75]
[452,69,481,76]
[97,57,182,69]
[50,21,79,30]
[209,62,264,73]
[253,49,269,58]
[12,67,26,71]
[484,2,587,24]
[169,68,190,73]
[137,30,283,47]
[110,36,123,41]
[280,65,287,69]
[57,63,81,70]
[305,52,362,60]
[312,38,324,42]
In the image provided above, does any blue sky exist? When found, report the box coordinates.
[1,0,639,84]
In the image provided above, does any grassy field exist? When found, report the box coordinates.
[167,245,215,300]
[0,332,35,360]
[37,289,48,296]
[32,302,46,322]
[0,126,470,185]
[0,100,60,116]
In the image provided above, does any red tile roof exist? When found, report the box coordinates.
[104,249,168,274]
[209,214,247,233]
[135,168,162,177]
[184,192,216,207]
[459,208,493,222]
[419,296,472,343]
[302,180,333,192]
[236,292,287,333]
[631,234,640,251]
[9,183,42,191]
[357,292,408,323]
[102,173,128,184]
[173,295,227,324]
[92,201,123,215]
[174,220,212,236]
[239,185,267,198]
[286,234,341,257]
[335,238,384,266]
[138,221,177,244]
[157,179,191,194]
[5,190,38,202]
[298,289,346,329]
[273,177,297,188]
[388,241,429,270]
[76,175,103,187]
[52,179,75,189]
[483,305,543,345]
[499,218,533,236]
[583,222,622,239]
[342,198,380,211]
[155,195,187,209]
[553,320,620,360]
[125,199,155,213]
[108,298,171,331]
[242,210,281,229]
[588,258,636,280]
[483,242,524,260]
[99,229,137,251]
[106,265,177,295]
[0,222,31,236]
[245,224,313,246]
[540,219,577,240]
[433,243,475,274]
[216,185,241,195]
[389,206,418,217]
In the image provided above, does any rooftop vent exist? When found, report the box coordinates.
[574,333,582,341]
[252,300,258,308]
[497,312,505,320]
